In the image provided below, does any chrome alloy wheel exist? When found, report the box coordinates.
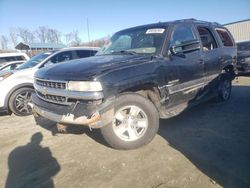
[14,91,32,114]
[112,105,148,142]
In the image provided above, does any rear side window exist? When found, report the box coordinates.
[197,27,218,51]
[216,28,234,47]
[75,50,97,58]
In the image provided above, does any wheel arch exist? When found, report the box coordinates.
[222,64,236,79]
[5,83,34,109]
[118,83,162,115]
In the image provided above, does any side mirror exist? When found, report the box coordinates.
[170,40,201,56]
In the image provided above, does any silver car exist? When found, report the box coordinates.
[0,47,99,116]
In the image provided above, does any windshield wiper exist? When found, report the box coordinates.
[111,50,137,55]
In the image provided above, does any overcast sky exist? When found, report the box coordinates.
[0,0,249,43]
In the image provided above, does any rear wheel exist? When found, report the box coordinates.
[218,78,232,102]
[100,93,159,150]
[9,87,34,116]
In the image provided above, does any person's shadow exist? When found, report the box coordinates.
[5,132,60,188]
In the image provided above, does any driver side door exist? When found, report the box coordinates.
[166,23,205,106]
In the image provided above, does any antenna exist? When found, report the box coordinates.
[87,18,91,45]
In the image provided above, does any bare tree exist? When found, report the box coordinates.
[64,30,81,46]
[0,35,8,50]
[35,26,48,43]
[35,27,61,43]
[9,27,18,47]
[17,27,35,44]
[46,28,61,43]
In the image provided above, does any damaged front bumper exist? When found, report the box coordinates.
[32,94,114,128]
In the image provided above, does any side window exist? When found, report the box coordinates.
[1,65,11,71]
[15,56,26,61]
[215,28,234,47]
[170,24,197,47]
[75,50,94,58]
[0,56,24,63]
[50,51,73,64]
[197,27,218,51]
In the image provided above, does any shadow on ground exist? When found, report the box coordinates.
[34,85,250,188]
[5,132,60,188]
[159,85,250,188]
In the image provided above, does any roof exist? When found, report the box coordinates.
[60,46,100,51]
[15,42,67,50]
[224,19,250,26]
[117,18,223,33]
[0,52,29,57]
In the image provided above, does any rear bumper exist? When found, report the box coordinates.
[32,94,115,128]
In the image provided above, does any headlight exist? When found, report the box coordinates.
[67,81,103,92]
[0,72,13,82]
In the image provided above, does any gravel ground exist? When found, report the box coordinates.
[0,76,249,188]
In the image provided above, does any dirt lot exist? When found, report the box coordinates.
[0,76,250,188]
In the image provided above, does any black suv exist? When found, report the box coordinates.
[32,19,236,149]
[236,40,250,73]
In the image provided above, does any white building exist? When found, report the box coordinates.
[224,19,250,42]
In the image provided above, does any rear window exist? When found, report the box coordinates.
[237,42,250,51]
[215,28,234,47]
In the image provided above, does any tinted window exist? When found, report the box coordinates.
[170,24,197,46]
[216,28,234,47]
[75,50,97,58]
[0,56,25,64]
[237,42,250,51]
[197,27,218,51]
[50,51,73,63]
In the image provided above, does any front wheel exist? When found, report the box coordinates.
[100,93,159,150]
[9,87,34,116]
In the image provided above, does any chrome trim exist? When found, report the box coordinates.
[34,83,104,100]
[36,91,71,105]
[167,74,220,95]
[34,77,67,84]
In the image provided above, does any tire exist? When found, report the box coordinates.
[9,87,34,116]
[217,77,232,102]
[100,93,159,150]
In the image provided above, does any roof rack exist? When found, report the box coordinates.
[174,18,197,22]
[212,22,222,26]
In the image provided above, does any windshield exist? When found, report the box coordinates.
[16,52,54,70]
[97,26,167,55]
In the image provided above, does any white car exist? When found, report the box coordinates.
[0,47,99,116]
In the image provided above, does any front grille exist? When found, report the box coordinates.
[37,92,67,104]
[36,79,66,89]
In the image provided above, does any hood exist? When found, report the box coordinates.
[35,55,151,81]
